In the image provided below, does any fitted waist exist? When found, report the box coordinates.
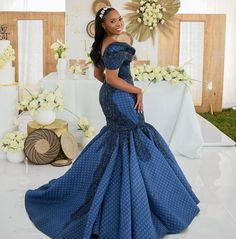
[118,74,133,84]
[105,121,146,132]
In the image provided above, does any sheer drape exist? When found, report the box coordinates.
[0,0,65,99]
[18,20,43,99]
[179,0,236,108]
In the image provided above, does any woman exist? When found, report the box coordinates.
[25,7,200,239]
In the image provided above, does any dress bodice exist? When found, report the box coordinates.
[102,42,136,84]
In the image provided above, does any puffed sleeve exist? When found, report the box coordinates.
[103,49,125,70]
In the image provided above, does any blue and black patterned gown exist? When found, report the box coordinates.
[25,42,200,239]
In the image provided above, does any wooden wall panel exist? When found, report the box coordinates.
[157,14,226,112]
[0,12,65,81]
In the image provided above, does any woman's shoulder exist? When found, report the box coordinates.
[102,41,135,57]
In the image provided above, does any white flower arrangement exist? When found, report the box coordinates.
[69,64,82,74]
[0,131,26,152]
[17,83,64,114]
[77,117,95,138]
[137,0,166,30]
[50,40,68,59]
[131,64,193,88]
[0,45,15,69]
[124,0,180,42]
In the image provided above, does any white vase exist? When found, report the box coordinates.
[57,58,68,80]
[33,109,56,125]
[0,150,6,160]
[7,151,25,163]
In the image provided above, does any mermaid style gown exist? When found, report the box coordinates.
[25,42,200,239]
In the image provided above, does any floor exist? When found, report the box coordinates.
[0,116,235,239]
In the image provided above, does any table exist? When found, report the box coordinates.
[0,85,18,159]
[41,72,203,158]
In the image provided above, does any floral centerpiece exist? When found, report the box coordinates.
[0,44,15,68]
[17,83,64,125]
[0,131,26,163]
[51,40,68,80]
[131,64,193,92]
[136,1,166,29]
[69,64,82,75]
[0,131,26,152]
[124,0,180,42]
[50,40,68,59]
[69,64,82,79]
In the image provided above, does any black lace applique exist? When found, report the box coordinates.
[64,42,150,229]
[64,132,119,228]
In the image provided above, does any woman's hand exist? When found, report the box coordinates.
[134,91,143,113]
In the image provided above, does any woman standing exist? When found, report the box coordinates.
[25,7,200,239]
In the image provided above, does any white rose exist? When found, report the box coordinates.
[145,65,152,73]
[142,73,149,81]
[149,72,155,81]
[137,17,142,23]
[79,117,89,127]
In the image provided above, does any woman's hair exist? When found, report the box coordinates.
[90,7,115,68]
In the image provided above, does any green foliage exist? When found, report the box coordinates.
[199,109,236,142]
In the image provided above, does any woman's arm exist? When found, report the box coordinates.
[106,68,143,113]
[106,68,142,94]
[94,66,105,83]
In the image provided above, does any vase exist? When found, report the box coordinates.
[57,58,68,80]
[7,150,25,163]
[0,151,6,160]
[33,109,56,125]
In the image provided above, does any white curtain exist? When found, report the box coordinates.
[179,22,205,106]
[0,0,65,99]
[18,20,43,98]
[179,0,236,108]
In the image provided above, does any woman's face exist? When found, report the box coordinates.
[102,10,124,36]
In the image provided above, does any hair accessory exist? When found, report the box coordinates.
[99,6,111,19]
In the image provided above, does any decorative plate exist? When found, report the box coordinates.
[24,129,61,165]
[86,20,95,38]
[60,132,79,160]
[117,31,133,45]
[51,159,72,167]
[92,0,112,16]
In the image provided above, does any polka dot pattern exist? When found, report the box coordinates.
[25,42,200,239]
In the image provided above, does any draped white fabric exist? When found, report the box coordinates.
[179,0,236,108]
[41,73,204,158]
[18,20,43,99]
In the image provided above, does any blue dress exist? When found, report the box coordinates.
[25,42,200,239]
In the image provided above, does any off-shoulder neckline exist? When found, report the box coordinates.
[101,41,133,58]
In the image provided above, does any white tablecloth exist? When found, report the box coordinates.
[41,72,203,158]
[0,85,18,159]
